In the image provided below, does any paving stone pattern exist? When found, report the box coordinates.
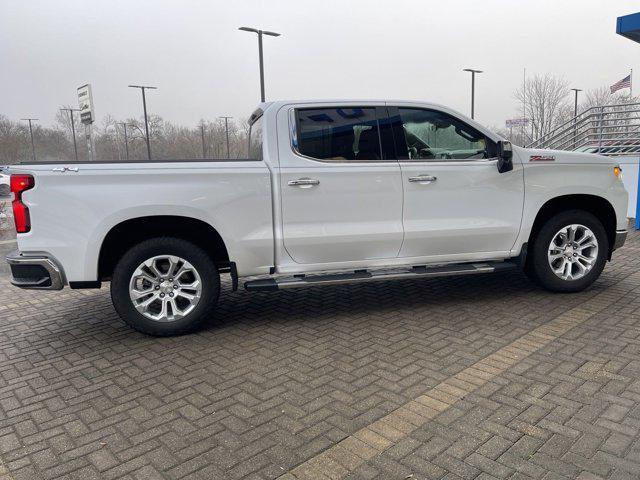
[0,231,639,479]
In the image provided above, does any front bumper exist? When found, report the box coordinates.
[613,230,627,251]
[6,251,65,290]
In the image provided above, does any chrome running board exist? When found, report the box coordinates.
[244,261,517,292]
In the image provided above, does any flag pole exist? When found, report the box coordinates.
[631,68,633,97]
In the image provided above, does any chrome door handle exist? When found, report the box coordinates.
[408,175,437,183]
[288,178,320,187]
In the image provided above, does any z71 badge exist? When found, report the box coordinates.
[530,155,555,162]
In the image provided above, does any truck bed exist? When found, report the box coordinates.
[9,159,275,281]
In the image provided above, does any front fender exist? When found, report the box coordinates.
[514,162,628,253]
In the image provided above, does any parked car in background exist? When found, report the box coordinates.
[5,100,629,335]
[0,170,10,197]
[574,140,640,156]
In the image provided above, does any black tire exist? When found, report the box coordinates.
[111,237,220,336]
[526,210,608,292]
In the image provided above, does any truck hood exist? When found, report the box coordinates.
[517,147,617,165]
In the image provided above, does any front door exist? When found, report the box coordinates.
[278,104,404,265]
[388,105,524,259]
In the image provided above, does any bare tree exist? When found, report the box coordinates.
[583,87,614,110]
[0,112,254,164]
[54,106,87,160]
[94,114,121,160]
[0,115,30,164]
[579,87,639,115]
[515,74,570,142]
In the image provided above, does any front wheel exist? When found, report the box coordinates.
[111,237,220,336]
[527,210,608,292]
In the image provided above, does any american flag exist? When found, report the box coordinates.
[610,74,632,94]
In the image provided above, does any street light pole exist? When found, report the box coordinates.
[200,123,207,159]
[258,32,265,102]
[463,68,483,119]
[239,27,281,102]
[128,85,157,160]
[117,122,130,160]
[21,118,38,161]
[60,108,80,161]
[219,116,233,159]
[570,88,582,149]
[570,88,582,118]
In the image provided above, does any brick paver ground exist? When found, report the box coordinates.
[0,229,639,479]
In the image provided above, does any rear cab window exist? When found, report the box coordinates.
[294,107,384,161]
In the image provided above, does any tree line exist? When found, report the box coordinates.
[0,111,252,164]
[1,74,639,165]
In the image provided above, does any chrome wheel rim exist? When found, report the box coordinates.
[548,224,598,281]
[129,255,202,322]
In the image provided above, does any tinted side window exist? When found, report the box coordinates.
[296,107,382,161]
[397,108,496,160]
[248,115,263,160]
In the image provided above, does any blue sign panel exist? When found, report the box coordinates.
[617,12,640,43]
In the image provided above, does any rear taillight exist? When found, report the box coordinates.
[11,174,35,233]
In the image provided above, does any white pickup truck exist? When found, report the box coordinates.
[6,100,629,335]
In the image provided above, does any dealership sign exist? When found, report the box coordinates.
[505,118,529,128]
[77,84,95,124]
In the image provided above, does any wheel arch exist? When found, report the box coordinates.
[98,215,230,281]
[528,194,617,258]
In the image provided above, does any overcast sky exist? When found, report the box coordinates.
[1,0,639,129]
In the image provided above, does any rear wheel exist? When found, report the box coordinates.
[527,210,608,292]
[111,237,220,335]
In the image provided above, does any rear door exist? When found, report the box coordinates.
[388,105,524,259]
[277,104,404,265]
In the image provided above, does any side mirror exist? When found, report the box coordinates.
[497,140,513,173]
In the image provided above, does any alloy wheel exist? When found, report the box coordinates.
[547,224,598,281]
[128,255,202,322]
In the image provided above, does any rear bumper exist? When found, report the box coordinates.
[5,250,65,290]
[613,229,627,251]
